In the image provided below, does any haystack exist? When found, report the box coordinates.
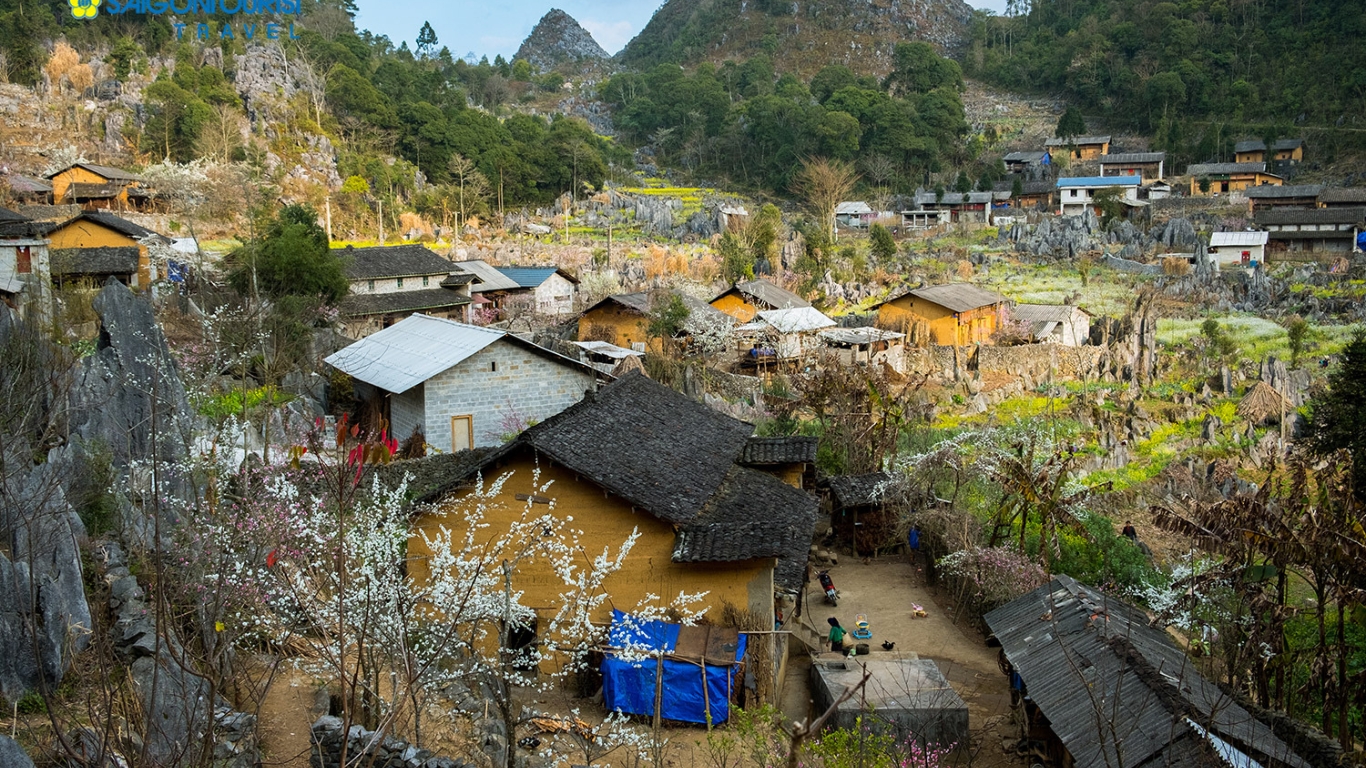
[1237,381,1290,425]
[612,354,646,378]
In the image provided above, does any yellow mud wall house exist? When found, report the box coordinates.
[577,293,652,349]
[874,284,1009,346]
[406,372,818,644]
[40,212,162,288]
[47,163,142,209]
[1046,135,1111,161]
[709,279,812,323]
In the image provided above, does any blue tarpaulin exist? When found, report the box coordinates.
[600,610,747,725]
[1357,231,1366,252]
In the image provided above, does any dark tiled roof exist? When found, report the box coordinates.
[441,271,477,287]
[1318,187,1366,204]
[6,175,52,194]
[1003,151,1049,163]
[740,436,818,465]
[341,244,455,280]
[1186,162,1268,176]
[51,247,139,277]
[0,207,40,237]
[79,211,161,240]
[1255,207,1366,226]
[497,266,579,287]
[897,283,1008,313]
[995,180,1055,196]
[827,472,890,508]
[725,279,810,310]
[338,287,473,317]
[985,576,1311,768]
[48,162,140,182]
[67,182,125,199]
[1046,135,1110,146]
[586,291,732,328]
[674,465,816,592]
[1245,184,1323,199]
[1235,139,1304,153]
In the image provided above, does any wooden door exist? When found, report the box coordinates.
[450,415,473,453]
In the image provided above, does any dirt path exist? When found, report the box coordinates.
[793,558,1023,766]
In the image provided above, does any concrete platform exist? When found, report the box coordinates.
[810,654,969,748]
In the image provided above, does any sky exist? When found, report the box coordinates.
[353,0,1010,61]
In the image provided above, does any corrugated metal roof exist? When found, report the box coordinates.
[451,259,521,292]
[324,314,508,393]
[496,265,579,288]
[1099,152,1166,164]
[1210,232,1269,247]
[747,307,836,334]
[6,175,52,194]
[572,340,643,359]
[818,327,905,345]
[1012,304,1086,323]
[835,201,873,215]
[1057,176,1141,188]
[985,576,1312,768]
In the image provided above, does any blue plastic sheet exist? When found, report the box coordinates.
[1356,231,1365,252]
[601,610,747,724]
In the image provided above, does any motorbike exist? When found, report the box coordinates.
[817,570,838,606]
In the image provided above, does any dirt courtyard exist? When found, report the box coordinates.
[783,557,1024,767]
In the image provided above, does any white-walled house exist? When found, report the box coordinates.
[324,314,599,451]
[495,266,580,316]
[0,207,52,323]
[1056,176,1141,216]
[1208,232,1269,267]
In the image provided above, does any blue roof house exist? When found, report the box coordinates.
[1056,176,1142,217]
[494,265,580,316]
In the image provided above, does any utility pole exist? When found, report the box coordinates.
[324,195,333,243]
[378,198,384,245]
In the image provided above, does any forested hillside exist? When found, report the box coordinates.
[604,43,970,193]
[967,0,1366,164]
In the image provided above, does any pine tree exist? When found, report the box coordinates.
[417,22,438,57]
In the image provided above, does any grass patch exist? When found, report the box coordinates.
[195,385,294,420]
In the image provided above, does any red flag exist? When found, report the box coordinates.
[266,549,278,568]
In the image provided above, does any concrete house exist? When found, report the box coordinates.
[46,163,148,210]
[1254,207,1364,257]
[407,372,818,640]
[818,327,906,369]
[1208,231,1269,267]
[1012,304,1090,346]
[34,210,168,288]
[338,244,474,339]
[710,278,810,323]
[1186,163,1283,195]
[1055,176,1140,216]
[735,306,836,360]
[1045,135,1111,161]
[873,283,1009,346]
[986,576,1312,768]
[0,208,51,321]
[1235,139,1306,165]
[495,266,580,316]
[324,314,600,451]
[1098,152,1165,183]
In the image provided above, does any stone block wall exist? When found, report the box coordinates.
[901,343,1108,385]
[422,340,594,449]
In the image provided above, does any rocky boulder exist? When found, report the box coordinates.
[515,9,609,70]
[0,735,36,768]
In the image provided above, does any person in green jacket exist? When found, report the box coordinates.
[827,617,846,653]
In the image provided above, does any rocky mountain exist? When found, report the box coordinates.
[515,9,610,71]
[618,0,974,77]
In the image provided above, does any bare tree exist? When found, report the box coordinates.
[794,157,860,242]
[447,153,491,228]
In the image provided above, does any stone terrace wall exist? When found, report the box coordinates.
[310,716,477,768]
[903,343,1108,385]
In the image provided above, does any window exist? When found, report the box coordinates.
[422,276,429,287]
[15,247,30,274]
[1070,190,1078,198]
[490,361,499,372]
[396,277,404,288]
[451,415,473,452]
[367,280,375,291]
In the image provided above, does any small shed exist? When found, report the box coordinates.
[1238,381,1291,426]
[572,339,644,374]
[825,472,894,553]
[736,306,836,360]
[819,326,906,368]
[601,610,747,725]
[810,656,968,747]
[1209,231,1269,267]
[1011,304,1091,347]
[835,201,875,228]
